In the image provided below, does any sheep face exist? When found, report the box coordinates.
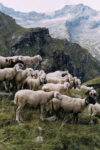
[54,92,62,100]
[17,63,24,70]
[18,56,23,61]
[40,73,47,84]
[64,82,70,90]
[89,90,97,99]
[38,55,42,62]
[27,68,34,76]
[85,96,96,105]
[15,64,23,71]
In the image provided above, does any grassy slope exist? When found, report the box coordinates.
[84,76,100,85]
[0,89,100,150]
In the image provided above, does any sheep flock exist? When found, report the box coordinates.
[0,55,99,124]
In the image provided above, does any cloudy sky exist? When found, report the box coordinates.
[0,0,100,12]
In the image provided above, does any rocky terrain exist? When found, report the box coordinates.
[0,11,100,82]
[0,3,100,60]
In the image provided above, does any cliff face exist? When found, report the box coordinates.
[11,28,100,82]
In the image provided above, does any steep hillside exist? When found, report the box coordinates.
[0,11,26,56]
[0,11,100,82]
[0,3,100,60]
[11,28,100,82]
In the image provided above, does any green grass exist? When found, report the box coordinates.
[84,76,100,85]
[0,89,100,150]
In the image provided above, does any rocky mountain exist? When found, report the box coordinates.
[0,3,100,60]
[0,11,100,82]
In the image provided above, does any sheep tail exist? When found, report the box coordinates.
[14,94,18,105]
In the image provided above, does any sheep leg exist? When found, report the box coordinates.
[90,111,97,124]
[3,81,8,91]
[73,113,78,124]
[19,114,24,122]
[75,113,79,124]
[17,84,21,90]
[16,106,23,123]
[45,102,49,112]
[40,104,44,121]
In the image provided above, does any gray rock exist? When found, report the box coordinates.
[0,92,13,99]
[45,115,57,121]
[37,126,43,134]
[34,136,44,143]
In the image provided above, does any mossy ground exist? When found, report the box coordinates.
[0,87,100,150]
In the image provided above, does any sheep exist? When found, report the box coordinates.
[14,90,62,123]
[47,70,69,78]
[23,74,47,90]
[47,76,68,84]
[0,56,25,69]
[47,72,74,84]
[22,55,42,68]
[72,77,81,89]
[7,56,23,63]
[0,56,11,69]
[33,70,46,79]
[15,68,34,90]
[0,63,22,90]
[42,82,70,94]
[89,103,100,124]
[50,95,96,123]
[80,85,94,92]
[81,86,97,99]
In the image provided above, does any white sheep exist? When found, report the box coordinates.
[73,77,81,89]
[47,70,69,78]
[42,82,70,94]
[23,74,46,90]
[15,68,34,90]
[89,103,100,124]
[0,64,21,90]
[50,95,96,123]
[47,76,68,84]
[80,85,94,92]
[0,56,11,69]
[22,55,42,68]
[14,90,62,123]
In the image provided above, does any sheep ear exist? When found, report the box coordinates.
[5,58,9,62]
[9,59,13,63]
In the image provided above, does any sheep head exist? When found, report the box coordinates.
[37,55,42,62]
[64,82,70,90]
[14,64,22,71]
[54,92,62,100]
[40,73,47,84]
[89,90,98,99]
[85,96,96,105]
[27,68,34,76]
